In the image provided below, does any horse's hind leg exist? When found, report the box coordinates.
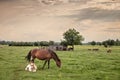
[42,60,47,69]
[48,60,50,69]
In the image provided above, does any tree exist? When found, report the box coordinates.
[60,40,68,47]
[96,42,102,46]
[90,41,96,46]
[34,42,40,46]
[103,39,115,47]
[109,39,115,46]
[115,39,120,46]
[63,28,84,50]
[49,41,55,45]
[40,41,49,47]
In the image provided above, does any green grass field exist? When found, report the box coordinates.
[0,45,120,80]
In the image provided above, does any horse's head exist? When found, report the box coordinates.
[56,59,61,68]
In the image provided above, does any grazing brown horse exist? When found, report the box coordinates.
[107,49,112,53]
[25,49,61,69]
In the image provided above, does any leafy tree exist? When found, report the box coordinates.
[102,39,116,47]
[60,40,68,47]
[109,39,115,46]
[115,39,120,46]
[96,42,102,46]
[40,41,49,47]
[34,42,39,46]
[63,28,84,50]
[0,40,8,45]
[90,41,96,46]
[49,41,55,45]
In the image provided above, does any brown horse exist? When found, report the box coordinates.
[25,48,61,69]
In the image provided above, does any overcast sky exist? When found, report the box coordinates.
[0,0,120,42]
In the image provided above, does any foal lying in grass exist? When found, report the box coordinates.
[25,61,37,72]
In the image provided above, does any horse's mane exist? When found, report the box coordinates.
[48,49,60,61]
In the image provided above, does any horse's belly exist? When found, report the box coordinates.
[37,54,52,60]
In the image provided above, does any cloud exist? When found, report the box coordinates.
[104,27,120,32]
[98,21,120,32]
[68,0,92,3]
[62,7,120,22]
[0,0,120,42]
[0,0,15,2]
[54,0,120,22]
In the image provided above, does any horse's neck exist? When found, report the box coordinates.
[48,49,60,62]
[51,52,59,62]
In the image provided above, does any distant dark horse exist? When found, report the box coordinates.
[107,49,112,53]
[25,48,61,69]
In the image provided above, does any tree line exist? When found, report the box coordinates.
[0,41,55,46]
[0,28,119,48]
[89,39,120,47]
[0,28,84,49]
[0,39,119,47]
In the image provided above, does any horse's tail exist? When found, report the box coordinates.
[25,50,32,62]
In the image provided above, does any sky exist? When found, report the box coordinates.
[0,0,120,43]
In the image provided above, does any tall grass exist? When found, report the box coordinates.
[0,45,120,80]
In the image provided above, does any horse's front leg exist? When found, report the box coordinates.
[30,56,35,63]
[48,60,50,69]
[42,60,47,69]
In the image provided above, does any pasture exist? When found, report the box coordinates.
[0,45,120,80]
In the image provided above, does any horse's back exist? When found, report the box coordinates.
[31,48,52,60]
